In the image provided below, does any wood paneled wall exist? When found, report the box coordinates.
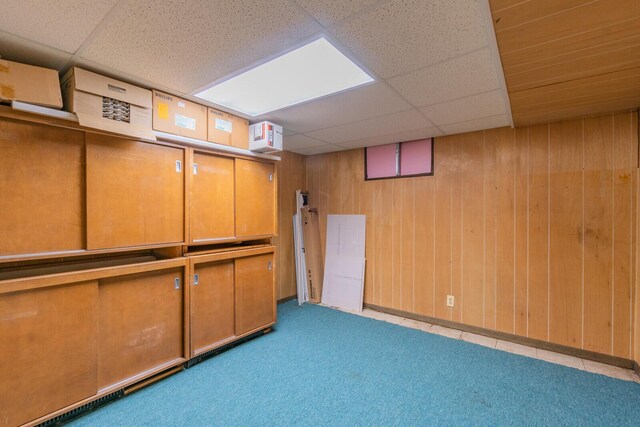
[274,151,306,300]
[305,112,638,359]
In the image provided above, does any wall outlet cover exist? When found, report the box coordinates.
[446,295,455,307]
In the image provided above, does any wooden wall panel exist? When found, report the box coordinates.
[548,119,584,348]
[527,124,550,341]
[305,112,638,358]
[273,151,306,300]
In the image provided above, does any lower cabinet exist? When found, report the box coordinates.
[0,282,98,427]
[0,248,275,426]
[0,258,188,427]
[98,268,185,390]
[190,246,276,356]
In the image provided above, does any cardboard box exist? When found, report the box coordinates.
[0,59,63,108]
[152,90,207,140]
[301,207,324,303]
[61,67,155,140]
[207,108,249,149]
[249,121,283,153]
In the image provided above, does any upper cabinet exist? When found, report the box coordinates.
[235,159,276,238]
[86,134,185,250]
[190,152,235,243]
[0,119,85,256]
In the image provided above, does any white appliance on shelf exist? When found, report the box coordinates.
[249,121,283,153]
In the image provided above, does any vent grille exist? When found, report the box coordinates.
[102,97,130,123]
[36,390,123,427]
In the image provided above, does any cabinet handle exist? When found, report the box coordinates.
[267,261,272,271]
[174,278,181,289]
[268,172,273,182]
[194,274,199,286]
[193,163,198,175]
[175,160,182,172]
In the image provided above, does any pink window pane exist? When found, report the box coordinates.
[400,139,432,176]
[366,143,397,179]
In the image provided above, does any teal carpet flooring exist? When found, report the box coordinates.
[69,301,640,426]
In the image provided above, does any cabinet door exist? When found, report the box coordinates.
[191,260,235,354]
[86,134,184,250]
[0,282,98,426]
[190,153,235,242]
[0,119,85,256]
[98,268,184,390]
[235,253,275,335]
[235,159,275,237]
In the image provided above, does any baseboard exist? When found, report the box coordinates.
[277,295,296,304]
[365,303,635,370]
[634,361,640,376]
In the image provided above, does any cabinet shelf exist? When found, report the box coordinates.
[9,101,281,161]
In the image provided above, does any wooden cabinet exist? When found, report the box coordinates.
[190,152,235,243]
[235,252,275,335]
[235,159,276,238]
[86,134,185,250]
[191,260,235,355]
[0,282,98,427]
[0,118,85,257]
[189,246,276,355]
[0,257,188,425]
[98,267,185,390]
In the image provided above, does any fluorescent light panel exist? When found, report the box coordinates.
[195,38,374,116]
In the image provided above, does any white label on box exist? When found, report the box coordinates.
[177,101,186,108]
[215,118,233,133]
[175,114,196,130]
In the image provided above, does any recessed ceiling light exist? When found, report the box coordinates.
[194,37,374,116]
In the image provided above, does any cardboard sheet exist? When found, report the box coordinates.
[321,215,366,312]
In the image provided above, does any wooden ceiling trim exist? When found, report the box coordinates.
[493,0,592,33]
[494,0,640,55]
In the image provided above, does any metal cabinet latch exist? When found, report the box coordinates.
[175,160,182,172]
[194,274,199,286]
[174,278,181,289]
[193,163,198,175]
[268,172,273,182]
[267,261,272,271]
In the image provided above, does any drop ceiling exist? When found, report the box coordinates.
[0,0,514,154]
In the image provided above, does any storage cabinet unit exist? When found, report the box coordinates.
[189,246,276,356]
[190,152,235,243]
[0,108,279,426]
[235,159,276,238]
[86,134,185,250]
[0,118,85,256]
[0,257,188,426]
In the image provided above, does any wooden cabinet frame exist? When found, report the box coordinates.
[187,246,276,357]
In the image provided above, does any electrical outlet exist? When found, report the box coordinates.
[446,295,455,307]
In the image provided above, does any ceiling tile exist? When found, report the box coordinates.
[419,90,506,125]
[81,0,321,93]
[283,134,326,151]
[0,0,118,53]
[294,0,380,26]
[387,48,500,107]
[439,114,510,135]
[336,126,443,149]
[259,82,412,133]
[305,110,432,144]
[330,0,487,78]
[290,144,345,155]
[0,31,72,72]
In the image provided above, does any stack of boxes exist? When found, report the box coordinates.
[0,59,282,153]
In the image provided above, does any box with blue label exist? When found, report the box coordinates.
[152,90,207,140]
[207,107,249,149]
